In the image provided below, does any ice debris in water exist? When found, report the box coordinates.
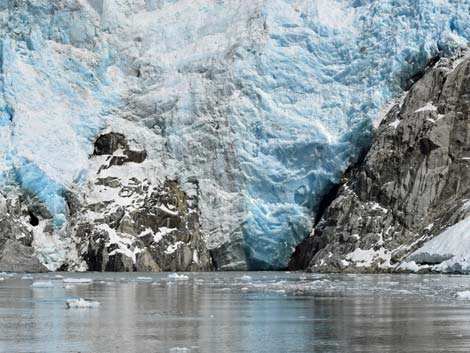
[169,348,191,353]
[168,273,189,281]
[240,275,253,281]
[136,276,152,281]
[456,291,470,300]
[65,298,100,309]
[31,281,54,288]
[63,278,93,284]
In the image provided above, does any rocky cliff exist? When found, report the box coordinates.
[290,54,470,274]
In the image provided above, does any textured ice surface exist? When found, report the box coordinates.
[0,0,470,269]
[408,217,470,273]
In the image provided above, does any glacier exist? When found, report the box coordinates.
[0,0,469,270]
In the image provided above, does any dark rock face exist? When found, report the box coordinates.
[0,194,48,272]
[93,132,147,168]
[0,240,48,273]
[290,56,470,273]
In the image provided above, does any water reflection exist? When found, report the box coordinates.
[0,273,470,352]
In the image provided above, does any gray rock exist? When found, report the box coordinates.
[0,240,48,273]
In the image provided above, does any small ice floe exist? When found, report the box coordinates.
[31,281,54,288]
[456,291,470,300]
[64,285,75,289]
[65,298,100,309]
[21,275,33,280]
[0,278,4,282]
[169,347,191,353]
[136,276,152,281]
[63,278,93,284]
[55,275,64,279]
[240,287,249,292]
[240,275,252,281]
[168,273,189,281]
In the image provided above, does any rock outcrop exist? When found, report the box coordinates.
[71,132,213,272]
[0,193,48,272]
[290,55,470,273]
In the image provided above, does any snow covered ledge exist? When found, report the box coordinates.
[403,217,470,274]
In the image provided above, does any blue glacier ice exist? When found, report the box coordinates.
[233,0,470,269]
[0,3,121,227]
[0,0,469,269]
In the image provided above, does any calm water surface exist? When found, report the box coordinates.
[1,272,470,353]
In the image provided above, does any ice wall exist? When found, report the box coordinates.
[0,0,469,269]
[0,2,121,226]
[231,0,470,268]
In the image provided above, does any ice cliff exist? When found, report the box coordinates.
[0,0,469,271]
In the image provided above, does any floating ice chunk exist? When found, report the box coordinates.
[168,273,189,281]
[21,275,33,280]
[64,285,75,289]
[169,348,191,353]
[63,278,93,284]
[136,276,152,281]
[31,281,54,288]
[0,278,4,282]
[456,291,470,300]
[240,275,252,281]
[65,298,100,309]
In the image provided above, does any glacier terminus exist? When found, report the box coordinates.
[0,0,470,271]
